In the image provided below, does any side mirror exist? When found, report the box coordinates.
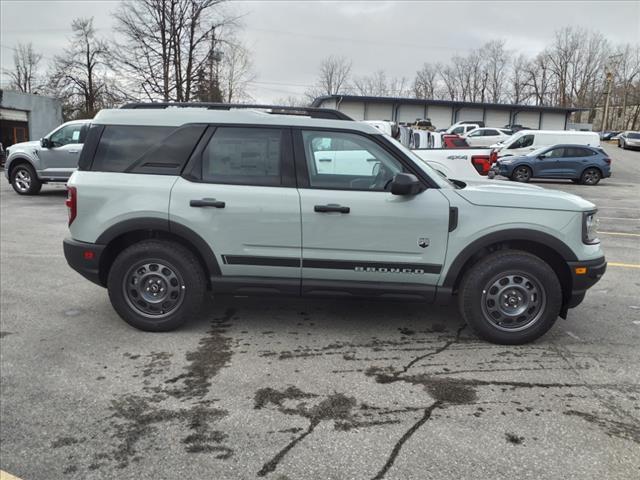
[40,138,50,148]
[390,173,422,196]
[538,154,546,160]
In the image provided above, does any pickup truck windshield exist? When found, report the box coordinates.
[384,135,457,189]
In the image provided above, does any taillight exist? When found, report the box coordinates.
[471,155,491,175]
[66,186,77,225]
[604,158,611,165]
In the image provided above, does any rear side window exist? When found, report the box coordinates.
[201,127,284,186]
[91,126,172,172]
[565,147,594,157]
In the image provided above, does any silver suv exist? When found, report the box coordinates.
[63,103,606,344]
[4,119,90,195]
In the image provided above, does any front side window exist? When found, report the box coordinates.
[509,134,534,149]
[49,124,84,147]
[201,127,283,186]
[467,129,483,137]
[544,148,565,158]
[484,129,499,136]
[302,131,404,191]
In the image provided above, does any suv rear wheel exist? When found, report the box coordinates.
[11,163,42,195]
[107,240,206,331]
[580,168,601,185]
[458,250,561,344]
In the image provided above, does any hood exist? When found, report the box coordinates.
[8,140,40,150]
[455,181,595,211]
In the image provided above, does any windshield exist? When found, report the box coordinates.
[384,135,457,189]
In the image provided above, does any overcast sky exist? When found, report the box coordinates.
[1,0,639,102]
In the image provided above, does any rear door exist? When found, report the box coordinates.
[560,147,593,177]
[169,126,302,291]
[295,129,450,299]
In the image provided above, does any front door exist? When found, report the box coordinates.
[534,147,564,177]
[38,123,86,178]
[169,126,302,292]
[295,129,450,300]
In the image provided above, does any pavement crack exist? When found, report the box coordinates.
[370,401,442,480]
[257,419,318,477]
[400,324,467,374]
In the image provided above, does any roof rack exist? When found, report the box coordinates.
[119,102,353,121]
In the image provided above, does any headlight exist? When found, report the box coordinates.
[582,211,600,244]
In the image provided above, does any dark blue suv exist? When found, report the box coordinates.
[491,145,611,185]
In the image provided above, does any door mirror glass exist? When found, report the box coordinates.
[40,138,50,148]
[390,173,422,196]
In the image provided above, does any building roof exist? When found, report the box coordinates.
[311,95,586,114]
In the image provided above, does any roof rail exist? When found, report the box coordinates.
[119,102,353,121]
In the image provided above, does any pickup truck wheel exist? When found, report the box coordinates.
[511,166,531,183]
[107,240,206,331]
[458,250,562,344]
[11,163,42,195]
[580,168,601,185]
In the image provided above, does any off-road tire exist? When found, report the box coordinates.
[458,250,562,344]
[10,163,42,195]
[107,240,206,331]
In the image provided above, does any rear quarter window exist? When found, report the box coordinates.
[89,125,206,174]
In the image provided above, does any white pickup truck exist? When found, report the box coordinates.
[411,147,494,180]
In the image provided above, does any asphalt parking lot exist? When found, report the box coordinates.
[1,143,638,480]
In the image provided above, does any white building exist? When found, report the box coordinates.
[312,95,582,131]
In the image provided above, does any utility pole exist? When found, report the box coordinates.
[602,54,623,132]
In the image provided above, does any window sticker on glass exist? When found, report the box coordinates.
[72,130,81,141]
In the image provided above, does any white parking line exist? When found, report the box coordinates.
[599,217,640,221]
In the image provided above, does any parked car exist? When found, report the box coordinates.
[463,127,512,147]
[490,145,611,185]
[63,103,606,344]
[493,130,600,158]
[504,124,531,133]
[4,120,91,195]
[446,123,481,135]
[618,131,640,149]
[600,131,620,141]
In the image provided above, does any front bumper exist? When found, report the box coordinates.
[564,256,607,311]
[63,237,106,286]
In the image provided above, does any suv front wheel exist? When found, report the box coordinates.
[458,250,562,344]
[107,240,206,331]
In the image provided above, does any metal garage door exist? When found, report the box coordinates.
[0,108,28,122]
[541,113,566,130]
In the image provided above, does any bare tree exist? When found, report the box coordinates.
[113,0,235,102]
[483,40,510,103]
[6,43,42,93]
[508,53,529,104]
[352,70,410,97]
[413,62,440,99]
[219,40,255,103]
[274,96,307,107]
[305,55,352,101]
[48,18,118,118]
